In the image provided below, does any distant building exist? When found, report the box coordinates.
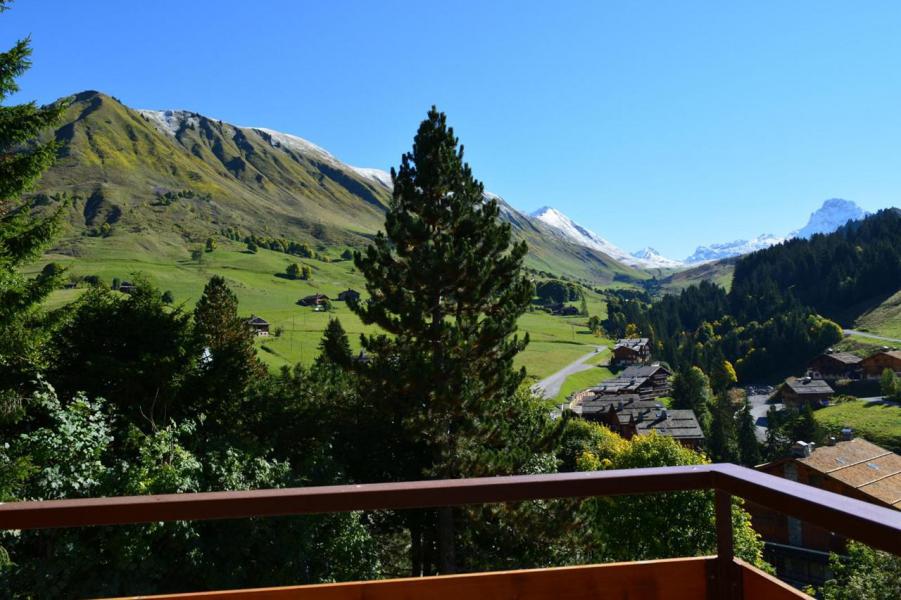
[589,364,672,401]
[337,289,360,303]
[117,281,137,294]
[860,350,901,378]
[545,303,579,316]
[807,351,862,379]
[298,293,329,307]
[575,394,704,449]
[747,437,901,587]
[246,315,269,336]
[779,377,834,408]
[612,338,651,366]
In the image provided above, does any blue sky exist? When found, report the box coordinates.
[5,1,901,258]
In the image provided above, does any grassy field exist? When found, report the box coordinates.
[37,236,607,380]
[552,348,615,403]
[815,399,901,453]
[854,290,901,339]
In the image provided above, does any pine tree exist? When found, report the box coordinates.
[351,107,534,573]
[0,1,69,396]
[708,394,739,462]
[671,366,713,434]
[736,401,761,466]
[192,276,263,420]
[316,318,353,369]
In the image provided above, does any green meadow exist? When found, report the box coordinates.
[37,237,609,380]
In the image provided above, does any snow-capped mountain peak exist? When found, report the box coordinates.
[684,233,785,264]
[631,247,684,268]
[791,198,867,239]
[531,206,678,268]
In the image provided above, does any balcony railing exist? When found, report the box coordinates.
[0,463,898,599]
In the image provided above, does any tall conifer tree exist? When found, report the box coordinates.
[351,107,533,573]
[0,0,69,396]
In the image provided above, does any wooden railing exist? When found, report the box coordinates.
[0,463,899,599]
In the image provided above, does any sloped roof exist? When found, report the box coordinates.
[813,352,862,365]
[784,377,834,395]
[577,396,703,441]
[799,438,901,509]
[614,338,650,351]
[247,315,268,325]
[862,350,901,362]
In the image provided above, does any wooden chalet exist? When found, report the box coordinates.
[246,315,270,336]
[337,289,360,302]
[576,394,704,449]
[860,350,901,378]
[779,377,834,409]
[747,437,901,587]
[807,351,862,379]
[612,338,651,366]
[117,280,137,294]
[590,364,672,401]
[298,293,329,307]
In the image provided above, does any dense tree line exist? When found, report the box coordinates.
[220,227,329,261]
[731,209,901,323]
[604,272,844,382]
[0,36,771,596]
[534,279,583,305]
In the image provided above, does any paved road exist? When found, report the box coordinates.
[843,329,901,344]
[747,393,782,442]
[532,346,606,400]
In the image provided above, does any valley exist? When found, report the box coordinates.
[35,237,612,380]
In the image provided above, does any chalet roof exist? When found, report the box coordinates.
[813,352,862,365]
[614,338,650,351]
[246,315,268,325]
[591,364,671,395]
[577,396,703,440]
[620,364,670,378]
[783,377,834,396]
[862,350,901,362]
[798,439,901,509]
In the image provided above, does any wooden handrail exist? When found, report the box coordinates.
[0,463,897,555]
[3,462,899,599]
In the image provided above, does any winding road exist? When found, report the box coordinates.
[532,346,606,400]
[843,329,901,344]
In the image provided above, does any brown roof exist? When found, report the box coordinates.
[814,352,862,365]
[783,377,834,396]
[862,350,901,362]
[799,439,901,509]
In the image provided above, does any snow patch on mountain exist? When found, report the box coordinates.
[138,109,201,136]
[350,167,393,190]
[791,198,867,238]
[684,234,785,264]
[531,206,666,268]
[631,247,684,269]
[250,127,339,164]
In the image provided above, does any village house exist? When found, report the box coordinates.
[297,293,329,307]
[611,338,651,366]
[807,351,862,380]
[337,289,360,302]
[779,376,834,409]
[746,436,901,587]
[245,315,269,336]
[574,394,704,449]
[589,364,672,401]
[860,350,901,378]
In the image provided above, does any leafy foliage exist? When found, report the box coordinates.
[822,541,901,600]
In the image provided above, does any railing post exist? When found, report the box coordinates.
[713,489,742,599]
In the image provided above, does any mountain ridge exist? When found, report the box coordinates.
[35,91,645,285]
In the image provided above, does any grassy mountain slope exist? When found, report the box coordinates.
[34,91,645,285]
[32,239,611,379]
